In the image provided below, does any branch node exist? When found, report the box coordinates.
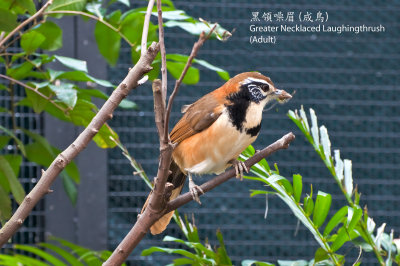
[117,248,124,254]
[108,113,113,120]
[47,189,54,194]
[41,169,45,175]
[17,219,23,225]
[164,182,174,200]
[25,196,32,203]
[121,83,127,89]
[91,128,99,134]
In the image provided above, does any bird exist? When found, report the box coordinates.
[142,72,292,234]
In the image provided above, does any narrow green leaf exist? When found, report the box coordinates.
[62,175,77,205]
[323,206,347,236]
[39,243,83,265]
[55,70,114,87]
[313,191,332,228]
[344,159,353,197]
[386,230,394,266]
[94,21,121,66]
[14,254,48,266]
[0,154,22,193]
[0,126,26,157]
[367,217,376,233]
[216,229,232,265]
[249,190,275,197]
[334,150,344,182]
[347,206,362,231]
[304,195,314,216]
[319,126,332,167]
[0,185,12,221]
[14,244,65,265]
[309,108,319,146]
[0,8,18,31]
[292,174,302,203]
[277,260,308,266]
[375,223,386,251]
[21,31,46,54]
[299,105,310,131]
[0,156,25,204]
[34,21,63,51]
[55,55,88,72]
[331,226,359,252]
[49,83,78,108]
[167,61,199,85]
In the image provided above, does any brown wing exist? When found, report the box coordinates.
[170,92,223,143]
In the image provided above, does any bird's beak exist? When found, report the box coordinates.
[274,89,292,101]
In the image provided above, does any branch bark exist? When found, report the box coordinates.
[0,0,53,51]
[156,0,167,104]
[141,0,155,56]
[0,42,160,248]
[104,132,295,265]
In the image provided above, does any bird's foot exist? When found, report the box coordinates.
[189,177,204,205]
[230,159,248,181]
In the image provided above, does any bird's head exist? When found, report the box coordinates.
[223,72,292,107]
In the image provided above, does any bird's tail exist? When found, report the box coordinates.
[141,160,186,235]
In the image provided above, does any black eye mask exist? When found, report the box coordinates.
[248,84,267,103]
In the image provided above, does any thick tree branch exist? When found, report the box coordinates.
[0,0,53,51]
[163,24,217,141]
[141,0,155,56]
[104,132,295,265]
[0,42,160,248]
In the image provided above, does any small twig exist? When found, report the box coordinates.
[44,11,134,47]
[141,0,155,56]
[0,42,160,248]
[156,0,167,104]
[0,74,68,113]
[163,24,217,141]
[104,132,295,265]
[0,0,53,51]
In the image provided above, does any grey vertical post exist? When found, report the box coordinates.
[44,17,108,250]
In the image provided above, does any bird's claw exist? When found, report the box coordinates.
[189,179,204,205]
[231,160,248,181]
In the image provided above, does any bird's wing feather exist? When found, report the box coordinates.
[170,92,223,143]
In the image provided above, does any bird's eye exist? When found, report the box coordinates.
[261,84,269,92]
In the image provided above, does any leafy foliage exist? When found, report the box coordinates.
[0,0,230,215]
[0,236,126,266]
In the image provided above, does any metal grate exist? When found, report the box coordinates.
[0,67,45,248]
[107,0,400,265]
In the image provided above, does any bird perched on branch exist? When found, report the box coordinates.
[143,72,292,234]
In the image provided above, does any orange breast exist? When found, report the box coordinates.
[172,110,257,175]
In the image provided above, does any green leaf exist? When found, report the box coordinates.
[120,12,144,45]
[23,129,80,184]
[16,0,36,14]
[309,108,319,147]
[49,83,78,108]
[0,8,18,31]
[194,58,229,80]
[299,105,309,132]
[55,55,88,72]
[14,244,65,265]
[334,150,344,182]
[0,185,12,221]
[38,243,83,266]
[292,174,302,203]
[304,195,314,216]
[24,87,49,113]
[57,71,114,87]
[21,31,46,54]
[119,99,138,109]
[242,260,275,266]
[47,0,86,12]
[94,19,121,66]
[62,174,78,205]
[344,159,353,197]
[0,136,11,150]
[347,206,362,232]
[164,21,229,41]
[33,21,63,51]
[331,226,358,252]
[249,190,275,197]
[216,229,232,265]
[319,126,332,167]
[0,154,22,193]
[0,125,26,156]
[277,260,308,266]
[323,206,348,236]
[7,61,34,80]
[314,247,329,263]
[167,61,199,85]
[313,191,332,228]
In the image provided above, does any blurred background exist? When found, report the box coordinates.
[1,0,399,265]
